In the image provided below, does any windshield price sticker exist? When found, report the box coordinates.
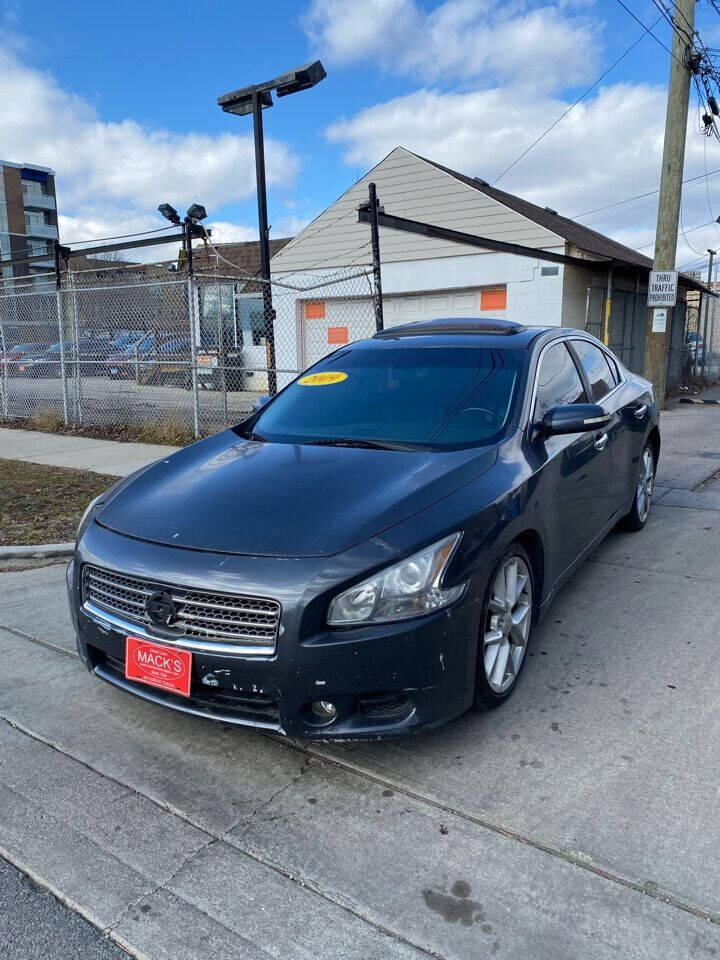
[648,271,678,307]
[298,371,348,386]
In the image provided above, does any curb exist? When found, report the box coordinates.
[679,397,720,405]
[0,542,74,560]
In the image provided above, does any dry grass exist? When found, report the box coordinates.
[0,459,113,546]
[2,414,198,447]
[30,405,65,433]
[133,417,195,446]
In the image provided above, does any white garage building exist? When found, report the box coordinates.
[269,146,699,384]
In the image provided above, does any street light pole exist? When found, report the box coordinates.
[251,89,277,395]
[217,61,326,395]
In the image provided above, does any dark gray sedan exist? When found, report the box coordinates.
[67,318,659,739]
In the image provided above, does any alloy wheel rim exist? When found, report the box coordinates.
[636,449,654,523]
[483,556,532,693]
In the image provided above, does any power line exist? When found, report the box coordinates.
[572,167,720,217]
[70,225,180,247]
[491,15,663,185]
[679,197,706,254]
[636,217,717,250]
[614,0,679,61]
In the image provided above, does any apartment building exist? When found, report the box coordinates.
[0,160,58,285]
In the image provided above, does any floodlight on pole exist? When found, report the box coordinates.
[186,203,207,223]
[158,203,181,225]
[217,60,327,395]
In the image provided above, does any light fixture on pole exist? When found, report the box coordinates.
[158,203,181,225]
[217,61,327,394]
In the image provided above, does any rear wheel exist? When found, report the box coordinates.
[473,545,534,710]
[620,444,655,532]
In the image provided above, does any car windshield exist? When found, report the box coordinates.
[249,345,524,450]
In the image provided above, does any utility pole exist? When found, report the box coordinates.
[644,0,696,404]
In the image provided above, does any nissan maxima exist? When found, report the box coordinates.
[67,318,659,739]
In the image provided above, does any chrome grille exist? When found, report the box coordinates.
[83,565,280,650]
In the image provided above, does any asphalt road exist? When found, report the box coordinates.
[0,859,128,960]
[2,374,261,435]
[1,400,720,959]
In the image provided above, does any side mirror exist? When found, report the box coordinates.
[540,403,611,437]
[251,393,271,413]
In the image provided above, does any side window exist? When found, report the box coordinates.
[534,342,586,419]
[572,340,616,401]
[605,352,621,385]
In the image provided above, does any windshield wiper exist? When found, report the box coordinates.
[305,437,418,451]
[237,429,268,442]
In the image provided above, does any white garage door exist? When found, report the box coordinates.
[300,286,505,368]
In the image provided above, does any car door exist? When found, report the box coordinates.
[531,340,613,576]
[569,339,630,520]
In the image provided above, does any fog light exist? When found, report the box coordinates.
[311,700,337,721]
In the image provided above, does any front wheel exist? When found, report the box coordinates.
[620,444,655,532]
[473,545,534,710]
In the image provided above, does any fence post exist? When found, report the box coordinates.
[0,300,8,418]
[53,241,69,424]
[68,269,83,423]
[186,275,201,439]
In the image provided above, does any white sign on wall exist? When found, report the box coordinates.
[648,271,678,307]
[652,308,667,333]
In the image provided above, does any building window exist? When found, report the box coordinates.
[22,181,50,198]
[541,265,560,277]
[25,211,52,229]
[480,287,507,311]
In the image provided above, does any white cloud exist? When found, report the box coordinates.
[304,0,600,90]
[326,82,720,268]
[206,221,258,244]
[0,45,299,240]
[273,214,312,236]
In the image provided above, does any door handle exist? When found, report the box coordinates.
[633,404,648,419]
[594,433,609,451]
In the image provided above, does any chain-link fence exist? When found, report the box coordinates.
[586,284,715,388]
[0,259,377,438]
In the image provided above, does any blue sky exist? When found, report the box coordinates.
[3,0,720,269]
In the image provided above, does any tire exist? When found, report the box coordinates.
[473,543,535,710]
[620,444,655,532]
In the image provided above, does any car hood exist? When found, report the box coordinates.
[96,429,498,558]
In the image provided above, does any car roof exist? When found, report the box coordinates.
[357,317,575,351]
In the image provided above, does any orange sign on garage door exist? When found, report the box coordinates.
[480,288,507,310]
[327,326,349,345]
[305,301,326,319]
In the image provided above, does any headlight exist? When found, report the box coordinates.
[328,533,466,626]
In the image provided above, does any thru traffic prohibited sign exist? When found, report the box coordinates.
[648,270,678,307]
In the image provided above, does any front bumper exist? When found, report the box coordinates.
[67,523,480,740]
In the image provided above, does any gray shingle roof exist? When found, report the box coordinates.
[412,151,707,291]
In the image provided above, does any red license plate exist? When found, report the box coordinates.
[125,636,192,697]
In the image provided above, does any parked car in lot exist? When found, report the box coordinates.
[68,318,659,740]
[17,339,110,377]
[109,331,148,352]
[16,341,71,377]
[137,337,192,387]
[105,334,157,379]
[1,342,48,376]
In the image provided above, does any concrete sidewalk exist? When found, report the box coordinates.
[1,399,720,958]
[0,427,179,477]
[1,380,720,482]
